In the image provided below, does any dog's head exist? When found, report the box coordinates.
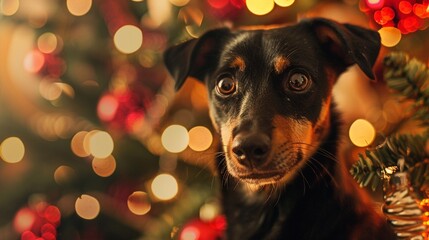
[164,18,380,188]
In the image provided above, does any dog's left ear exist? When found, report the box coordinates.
[163,28,231,91]
[308,18,381,80]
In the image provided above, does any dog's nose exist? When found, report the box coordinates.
[232,132,270,168]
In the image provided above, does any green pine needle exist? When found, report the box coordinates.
[351,52,429,196]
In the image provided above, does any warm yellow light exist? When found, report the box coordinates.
[161,125,189,153]
[1,137,25,163]
[23,50,45,73]
[92,155,116,177]
[39,80,62,101]
[37,32,58,54]
[113,25,143,54]
[88,131,114,158]
[13,208,36,233]
[181,226,200,240]
[151,173,178,201]
[246,0,275,15]
[54,165,75,185]
[71,131,90,157]
[127,191,151,215]
[349,119,376,147]
[67,0,92,16]
[1,0,19,16]
[188,126,213,152]
[274,0,294,7]
[199,202,219,221]
[169,0,190,7]
[378,27,402,47]
[75,194,100,220]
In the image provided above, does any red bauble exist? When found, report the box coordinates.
[179,216,226,240]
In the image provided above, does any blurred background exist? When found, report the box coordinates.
[0,0,428,239]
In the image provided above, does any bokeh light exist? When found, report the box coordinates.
[188,126,213,152]
[1,137,25,163]
[23,50,45,73]
[13,208,36,233]
[66,0,92,16]
[398,1,413,14]
[71,131,90,157]
[97,94,119,122]
[92,155,116,177]
[113,25,143,54]
[88,131,114,158]
[199,202,220,221]
[180,226,200,240]
[127,191,151,215]
[246,0,275,15]
[1,0,19,16]
[275,0,295,7]
[75,194,100,220]
[39,80,62,101]
[44,205,61,224]
[366,0,384,9]
[161,125,189,153]
[54,165,75,185]
[151,173,178,201]
[37,32,58,54]
[208,0,229,9]
[379,27,402,47]
[349,119,376,147]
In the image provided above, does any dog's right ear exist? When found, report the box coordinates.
[163,28,231,91]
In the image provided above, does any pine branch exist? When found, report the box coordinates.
[384,52,429,126]
[351,52,429,195]
[350,133,429,192]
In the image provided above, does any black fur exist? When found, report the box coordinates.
[218,107,392,239]
[164,18,395,240]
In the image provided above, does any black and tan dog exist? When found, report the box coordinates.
[164,18,395,239]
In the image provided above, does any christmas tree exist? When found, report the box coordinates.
[0,0,429,239]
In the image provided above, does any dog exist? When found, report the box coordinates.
[164,18,395,239]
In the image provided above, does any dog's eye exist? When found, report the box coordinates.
[216,77,237,96]
[286,73,311,92]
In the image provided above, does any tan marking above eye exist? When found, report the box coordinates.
[231,56,246,72]
[274,56,290,74]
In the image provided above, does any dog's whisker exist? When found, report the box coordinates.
[288,142,339,163]
[310,157,339,188]
[299,170,309,195]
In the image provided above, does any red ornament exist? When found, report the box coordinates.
[361,0,429,34]
[179,215,226,240]
[21,231,37,240]
[44,206,61,225]
[381,7,395,21]
[399,1,413,14]
[413,3,429,18]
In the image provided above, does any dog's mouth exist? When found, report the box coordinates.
[227,153,304,186]
[236,171,284,185]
